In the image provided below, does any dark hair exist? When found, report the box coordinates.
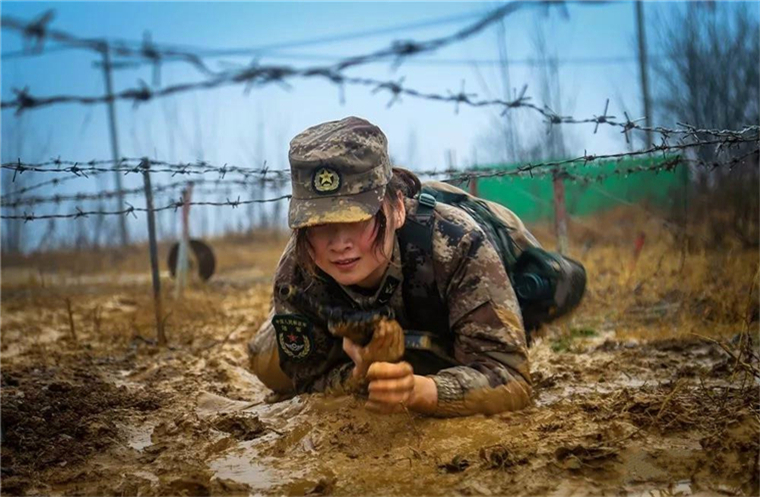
[294,167,420,274]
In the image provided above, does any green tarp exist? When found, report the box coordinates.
[470,156,687,222]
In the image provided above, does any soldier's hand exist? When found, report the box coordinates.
[365,361,415,414]
[342,318,405,379]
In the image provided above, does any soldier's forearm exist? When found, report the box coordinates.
[429,371,532,417]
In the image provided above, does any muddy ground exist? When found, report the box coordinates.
[1,219,759,496]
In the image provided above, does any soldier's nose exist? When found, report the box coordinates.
[328,229,354,252]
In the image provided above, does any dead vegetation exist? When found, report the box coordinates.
[1,206,758,496]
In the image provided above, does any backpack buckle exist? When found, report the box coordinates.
[416,192,437,220]
[418,192,437,209]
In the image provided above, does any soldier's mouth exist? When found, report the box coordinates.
[333,257,360,269]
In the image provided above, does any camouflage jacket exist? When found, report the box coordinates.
[265,197,533,417]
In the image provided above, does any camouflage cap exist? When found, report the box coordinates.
[287,116,392,229]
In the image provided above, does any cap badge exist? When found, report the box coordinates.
[313,167,341,194]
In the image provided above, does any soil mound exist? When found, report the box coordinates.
[1,364,161,494]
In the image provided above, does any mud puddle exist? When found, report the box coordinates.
[1,240,758,496]
[3,328,758,497]
[170,334,758,496]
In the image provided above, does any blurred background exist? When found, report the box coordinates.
[1,1,758,254]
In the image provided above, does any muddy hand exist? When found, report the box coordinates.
[366,361,415,414]
[329,315,377,346]
[342,318,405,379]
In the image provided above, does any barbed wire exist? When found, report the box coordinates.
[1,194,293,222]
[0,177,287,208]
[2,8,757,223]
[2,133,756,187]
[0,153,724,210]
[0,10,492,64]
[4,142,758,220]
[1,168,113,197]
[0,159,644,209]
[0,13,217,76]
[0,157,290,181]
[562,148,759,185]
[3,4,759,157]
[443,137,758,183]
[336,78,760,142]
[2,64,756,150]
[3,2,558,73]
[0,2,540,112]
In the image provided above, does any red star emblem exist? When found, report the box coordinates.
[287,333,298,343]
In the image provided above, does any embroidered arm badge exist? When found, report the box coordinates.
[273,314,314,361]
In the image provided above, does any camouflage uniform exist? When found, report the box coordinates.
[248,116,533,417]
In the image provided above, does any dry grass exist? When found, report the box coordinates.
[528,205,759,343]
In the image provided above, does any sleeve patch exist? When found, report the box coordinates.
[273,314,314,361]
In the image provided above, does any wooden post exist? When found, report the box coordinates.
[142,159,166,346]
[468,177,479,197]
[553,170,569,254]
[174,184,193,299]
[65,298,77,341]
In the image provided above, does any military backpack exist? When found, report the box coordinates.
[402,181,587,342]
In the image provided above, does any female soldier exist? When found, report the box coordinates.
[248,116,536,417]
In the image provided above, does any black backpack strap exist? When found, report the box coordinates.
[398,193,436,255]
[397,196,451,337]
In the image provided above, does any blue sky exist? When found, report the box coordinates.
[2,2,641,165]
[1,1,755,247]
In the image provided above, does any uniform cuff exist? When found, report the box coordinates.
[430,374,468,417]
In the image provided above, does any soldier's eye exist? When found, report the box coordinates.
[306,224,330,238]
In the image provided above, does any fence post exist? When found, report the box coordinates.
[174,184,193,299]
[141,159,166,346]
[553,169,569,254]
[468,177,479,197]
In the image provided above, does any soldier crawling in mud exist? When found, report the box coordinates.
[248,116,585,417]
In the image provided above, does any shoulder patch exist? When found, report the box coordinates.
[273,314,314,361]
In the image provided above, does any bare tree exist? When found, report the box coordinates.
[653,2,760,247]
[239,116,265,234]
[1,114,52,253]
[531,14,568,161]
[476,10,576,165]
[272,121,290,233]
[406,127,419,168]
[471,15,525,165]
[653,2,759,156]
[256,119,269,230]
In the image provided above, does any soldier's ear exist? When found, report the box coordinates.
[394,195,406,228]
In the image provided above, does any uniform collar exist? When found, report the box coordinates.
[338,236,403,309]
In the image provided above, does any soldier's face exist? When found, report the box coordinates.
[306,199,404,288]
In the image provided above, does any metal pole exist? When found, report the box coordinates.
[635,0,653,149]
[142,160,166,346]
[101,45,130,246]
[553,170,569,255]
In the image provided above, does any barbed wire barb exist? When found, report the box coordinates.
[4,141,758,221]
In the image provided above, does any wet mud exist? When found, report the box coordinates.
[1,234,758,496]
